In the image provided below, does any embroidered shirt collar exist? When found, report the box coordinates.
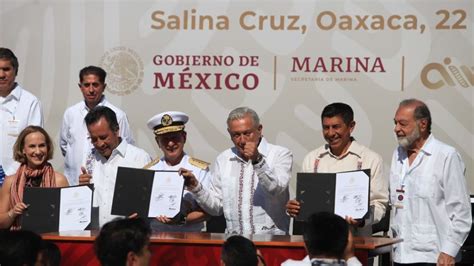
[322,137,362,160]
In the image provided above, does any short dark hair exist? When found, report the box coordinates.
[79,65,107,83]
[13,126,54,164]
[39,241,62,266]
[321,103,354,125]
[0,47,19,75]
[85,106,119,132]
[94,218,151,266]
[0,229,44,266]
[303,212,349,259]
[221,235,258,266]
[399,98,432,133]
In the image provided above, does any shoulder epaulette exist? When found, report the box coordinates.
[143,157,161,169]
[188,157,210,170]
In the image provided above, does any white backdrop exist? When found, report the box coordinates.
[1,0,472,193]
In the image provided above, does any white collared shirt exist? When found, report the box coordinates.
[301,140,388,226]
[281,255,362,266]
[91,140,151,227]
[60,96,134,185]
[148,154,210,232]
[0,85,43,175]
[390,134,471,263]
[194,137,292,234]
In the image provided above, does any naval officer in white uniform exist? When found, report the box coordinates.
[145,111,210,232]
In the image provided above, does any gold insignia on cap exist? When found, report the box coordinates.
[161,114,173,126]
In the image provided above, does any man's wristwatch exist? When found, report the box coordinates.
[252,153,263,165]
[190,182,203,193]
[172,212,187,226]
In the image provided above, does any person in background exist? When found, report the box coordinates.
[0,126,68,230]
[60,65,134,185]
[0,47,43,186]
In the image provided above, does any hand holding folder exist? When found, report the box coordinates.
[22,184,93,233]
[295,169,370,222]
[111,167,185,221]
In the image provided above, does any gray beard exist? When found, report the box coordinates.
[397,126,420,149]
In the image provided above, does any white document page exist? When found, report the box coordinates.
[334,171,369,219]
[148,171,184,218]
[59,186,92,231]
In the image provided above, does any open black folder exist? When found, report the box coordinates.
[111,167,155,218]
[111,167,185,220]
[295,169,370,222]
[22,184,93,233]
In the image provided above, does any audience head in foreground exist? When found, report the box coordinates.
[0,229,46,265]
[95,218,152,266]
[304,212,349,261]
[221,235,265,266]
[279,212,362,266]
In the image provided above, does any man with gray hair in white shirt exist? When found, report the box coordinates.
[182,107,293,234]
[391,98,471,265]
